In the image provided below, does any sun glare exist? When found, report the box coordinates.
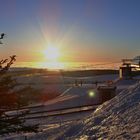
[42,45,64,69]
[44,46,60,61]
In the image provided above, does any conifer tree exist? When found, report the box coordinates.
[0,55,38,134]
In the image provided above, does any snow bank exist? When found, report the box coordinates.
[2,77,140,140]
[11,79,140,140]
[59,81,140,140]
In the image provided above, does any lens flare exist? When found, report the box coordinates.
[88,90,95,98]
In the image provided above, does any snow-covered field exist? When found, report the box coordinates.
[1,74,140,140]
[63,79,140,140]
[42,78,140,140]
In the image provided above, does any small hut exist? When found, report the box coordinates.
[97,85,116,103]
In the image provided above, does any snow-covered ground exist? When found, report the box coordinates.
[1,74,140,140]
[42,78,140,140]
[15,74,119,115]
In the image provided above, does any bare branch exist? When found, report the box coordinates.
[0,55,16,75]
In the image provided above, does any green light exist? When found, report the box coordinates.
[88,91,95,97]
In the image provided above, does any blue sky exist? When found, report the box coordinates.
[0,0,140,64]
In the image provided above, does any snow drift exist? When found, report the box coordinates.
[54,80,140,140]
[1,79,140,140]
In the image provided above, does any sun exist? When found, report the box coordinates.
[44,46,60,61]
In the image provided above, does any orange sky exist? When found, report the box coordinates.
[0,0,139,69]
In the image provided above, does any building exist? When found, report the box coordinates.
[119,64,132,79]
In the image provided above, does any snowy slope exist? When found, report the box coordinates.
[54,80,140,140]
[7,79,140,140]
[1,77,140,140]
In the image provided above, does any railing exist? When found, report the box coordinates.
[5,103,99,120]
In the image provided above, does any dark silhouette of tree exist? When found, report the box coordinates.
[0,39,38,135]
[0,55,16,74]
[0,33,5,44]
[0,33,5,39]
